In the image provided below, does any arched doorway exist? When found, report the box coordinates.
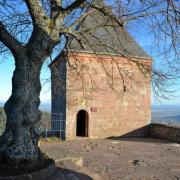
[76,110,89,137]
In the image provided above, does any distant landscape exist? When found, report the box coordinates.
[0,107,6,135]
[0,102,51,112]
[152,105,180,127]
[0,104,51,136]
[0,103,180,135]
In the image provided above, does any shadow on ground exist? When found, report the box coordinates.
[106,125,173,144]
[47,166,93,180]
[106,137,173,144]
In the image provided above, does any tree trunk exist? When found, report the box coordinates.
[0,53,44,169]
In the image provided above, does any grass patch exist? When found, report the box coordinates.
[39,137,61,144]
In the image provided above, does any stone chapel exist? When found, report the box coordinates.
[49,2,152,140]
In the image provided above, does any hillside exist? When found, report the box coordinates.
[0,107,6,135]
[0,107,5,119]
[0,107,51,135]
[152,105,180,126]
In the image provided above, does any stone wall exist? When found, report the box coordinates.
[66,52,152,139]
[151,123,180,142]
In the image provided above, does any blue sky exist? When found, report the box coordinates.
[0,57,52,104]
[0,1,180,106]
[0,36,180,106]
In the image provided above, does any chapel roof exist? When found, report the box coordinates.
[67,4,151,59]
[50,1,151,67]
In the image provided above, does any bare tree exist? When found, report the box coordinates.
[0,0,179,172]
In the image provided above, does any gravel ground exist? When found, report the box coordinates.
[41,138,180,180]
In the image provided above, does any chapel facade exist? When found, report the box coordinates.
[50,5,152,140]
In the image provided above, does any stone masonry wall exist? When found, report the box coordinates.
[151,123,180,142]
[66,52,152,139]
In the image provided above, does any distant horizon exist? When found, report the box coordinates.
[0,101,51,112]
[1,100,180,107]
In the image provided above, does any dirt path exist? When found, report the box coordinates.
[41,138,180,180]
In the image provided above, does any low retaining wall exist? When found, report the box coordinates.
[151,123,180,142]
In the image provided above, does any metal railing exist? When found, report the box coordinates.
[51,113,66,140]
[0,112,66,140]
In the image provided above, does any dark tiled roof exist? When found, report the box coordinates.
[68,10,151,59]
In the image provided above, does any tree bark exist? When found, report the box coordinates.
[0,52,44,169]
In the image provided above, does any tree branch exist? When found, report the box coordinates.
[122,10,166,23]
[63,0,86,14]
[0,21,23,53]
[89,3,124,27]
[24,0,48,27]
[64,9,93,33]
[50,0,64,18]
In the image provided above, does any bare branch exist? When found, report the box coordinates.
[122,10,166,23]
[24,0,48,27]
[0,21,23,53]
[63,0,86,14]
[89,3,124,27]
[63,9,93,34]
